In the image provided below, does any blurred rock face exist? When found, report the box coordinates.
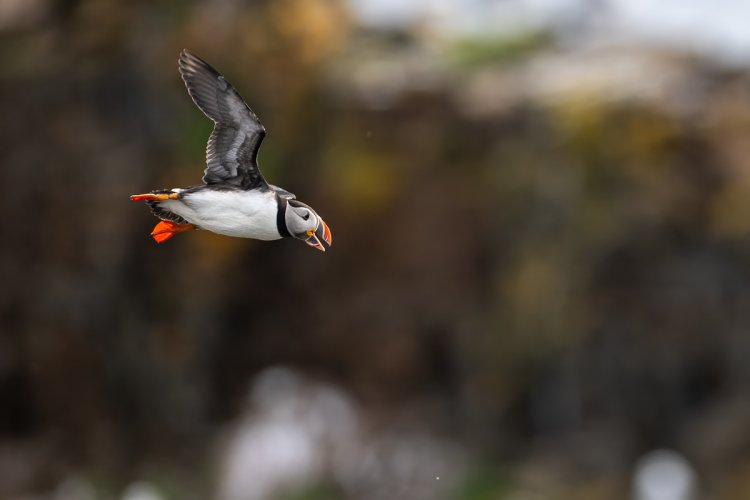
[1,1,750,499]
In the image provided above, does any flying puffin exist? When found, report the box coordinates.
[131,49,332,251]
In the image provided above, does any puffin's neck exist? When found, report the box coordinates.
[275,195,292,238]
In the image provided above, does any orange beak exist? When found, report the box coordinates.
[316,218,332,246]
[304,218,332,252]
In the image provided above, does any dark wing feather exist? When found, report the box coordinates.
[178,49,268,190]
[269,184,296,199]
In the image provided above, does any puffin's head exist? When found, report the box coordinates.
[285,200,332,252]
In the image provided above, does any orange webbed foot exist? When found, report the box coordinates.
[150,221,195,243]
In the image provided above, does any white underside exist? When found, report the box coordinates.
[159,189,281,240]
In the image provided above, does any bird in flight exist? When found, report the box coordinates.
[131,49,332,251]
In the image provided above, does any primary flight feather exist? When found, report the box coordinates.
[131,49,332,251]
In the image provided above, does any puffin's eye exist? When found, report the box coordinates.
[302,212,310,221]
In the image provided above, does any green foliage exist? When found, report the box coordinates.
[453,467,512,500]
[448,31,553,68]
[278,484,343,500]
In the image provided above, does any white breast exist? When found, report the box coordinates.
[160,189,281,240]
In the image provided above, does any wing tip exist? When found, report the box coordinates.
[178,48,193,66]
[178,49,216,75]
[179,48,199,62]
[178,49,196,73]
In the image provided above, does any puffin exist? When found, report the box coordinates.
[131,49,332,251]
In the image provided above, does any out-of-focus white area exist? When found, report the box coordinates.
[457,45,710,119]
[633,449,698,500]
[216,367,463,500]
[348,0,750,66]
[120,482,164,500]
[330,0,748,115]
[349,0,584,36]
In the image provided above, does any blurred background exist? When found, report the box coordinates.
[2,0,750,499]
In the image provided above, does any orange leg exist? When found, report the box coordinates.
[131,192,179,202]
[150,220,196,243]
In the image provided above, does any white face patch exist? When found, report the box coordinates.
[285,206,318,237]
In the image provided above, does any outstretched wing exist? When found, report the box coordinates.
[178,49,268,190]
